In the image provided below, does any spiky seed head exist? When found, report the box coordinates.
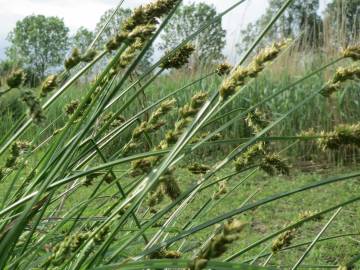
[319,124,360,150]
[219,78,237,101]
[65,48,82,70]
[65,100,80,116]
[272,229,296,253]
[216,62,232,76]
[261,154,290,176]
[190,91,208,109]
[160,44,195,69]
[342,45,360,61]
[128,24,157,41]
[321,66,360,97]
[6,69,25,89]
[41,75,58,97]
[21,90,46,125]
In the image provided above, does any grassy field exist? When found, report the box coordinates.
[36,164,359,268]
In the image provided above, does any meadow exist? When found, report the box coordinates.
[0,0,359,269]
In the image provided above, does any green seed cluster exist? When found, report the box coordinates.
[216,62,233,76]
[21,90,46,125]
[83,172,104,187]
[41,74,58,97]
[234,142,266,171]
[122,0,179,33]
[44,227,109,267]
[64,48,98,70]
[160,44,195,69]
[105,0,180,70]
[64,100,80,116]
[189,219,246,270]
[219,40,289,101]
[245,109,268,134]
[319,123,360,150]
[260,154,290,176]
[0,141,31,181]
[100,112,126,131]
[342,45,360,61]
[159,169,181,201]
[321,65,360,97]
[272,228,296,253]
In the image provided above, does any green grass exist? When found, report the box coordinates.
[38,164,358,268]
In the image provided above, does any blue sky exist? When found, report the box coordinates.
[0,0,330,61]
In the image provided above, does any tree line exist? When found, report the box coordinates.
[0,0,358,86]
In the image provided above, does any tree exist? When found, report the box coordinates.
[71,27,94,53]
[95,8,153,72]
[325,0,360,45]
[159,2,226,65]
[237,0,323,54]
[6,15,70,81]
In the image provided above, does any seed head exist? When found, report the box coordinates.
[216,62,232,76]
[160,44,195,69]
[65,100,80,116]
[245,109,268,134]
[65,48,81,70]
[6,69,25,89]
[219,40,289,101]
[149,98,176,124]
[41,75,58,97]
[260,154,290,176]
[106,33,128,52]
[198,219,246,261]
[122,0,179,32]
[130,158,152,176]
[21,90,46,125]
[272,229,296,253]
[319,124,360,150]
[342,45,360,61]
[234,143,266,172]
[128,24,157,42]
[321,66,360,97]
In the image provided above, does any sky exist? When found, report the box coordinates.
[0,0,330,61]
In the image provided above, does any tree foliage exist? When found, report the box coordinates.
[71,27,95,53]
[324,0,360,45]
[6,15,69,80]
[159,2,226,65]
[237,0,323,54]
